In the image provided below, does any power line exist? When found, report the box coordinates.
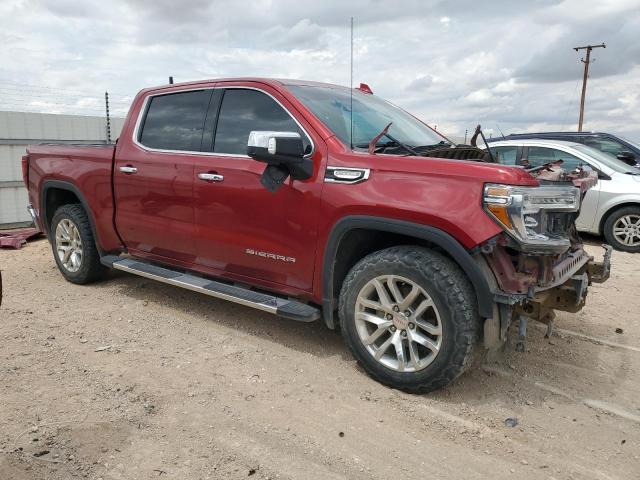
[0,108,125,118]
[0,98,129,111]
[0,80,134,98]
[559,76,582,131]
[0,84,131,98]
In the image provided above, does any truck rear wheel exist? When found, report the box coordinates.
[50,204,106,284]
[338,246,480,393]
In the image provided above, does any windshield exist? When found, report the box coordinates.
[573,144,639,174]
[621,136,640,151]
[287,85,447,150]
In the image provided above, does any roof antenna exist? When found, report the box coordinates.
[350,16,354,151]
[169,76,174,84]
[496,123,505,139]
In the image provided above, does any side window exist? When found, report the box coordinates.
[213,89,310,155]
[526,147,586,170]
[139,90,212,151]
[492,146,518,165]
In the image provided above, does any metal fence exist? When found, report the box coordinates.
[0,111,124,227]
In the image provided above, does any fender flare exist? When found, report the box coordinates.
[40,180,104,255]
[322,216,494,328]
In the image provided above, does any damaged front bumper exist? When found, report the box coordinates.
[479,164,610,349]
[587,244,612,284]
[484,244,612,346]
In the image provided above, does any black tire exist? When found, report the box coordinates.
[603,206,640,253]
[50,204,107,284]
[338,246,480,393]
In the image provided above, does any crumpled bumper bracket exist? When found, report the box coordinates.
[587,244,612,284]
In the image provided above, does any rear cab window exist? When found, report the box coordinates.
[138,90,213,151]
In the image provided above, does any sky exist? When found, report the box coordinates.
[1,0,639,141]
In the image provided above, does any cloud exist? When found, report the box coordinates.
[512,0,640,83]
[406,75,434,91]
[0,0,639,139]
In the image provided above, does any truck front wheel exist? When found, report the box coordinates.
[338,246,480,393]
[50,204,106,284]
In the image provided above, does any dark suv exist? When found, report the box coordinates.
[486,132,640,167]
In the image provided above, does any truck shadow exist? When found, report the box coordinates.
[102,268,632,405]
[106,270,347,360]
[429,321,634,409]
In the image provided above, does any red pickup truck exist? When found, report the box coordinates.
[22,78,611,392]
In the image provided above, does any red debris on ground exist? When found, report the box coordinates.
[0,227,42,249]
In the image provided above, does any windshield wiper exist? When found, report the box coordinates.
[367,122,419,156]
[414,141,450,148]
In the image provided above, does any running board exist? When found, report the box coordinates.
[100,256,320,322]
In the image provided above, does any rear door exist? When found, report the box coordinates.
[191,85,325,291]
[114,88,214,263]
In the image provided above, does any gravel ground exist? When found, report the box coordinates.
[1,237,639,480]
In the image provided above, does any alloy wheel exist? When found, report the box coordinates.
[613,214,640,247]
[354,274,443,372]
[55,219,83,273]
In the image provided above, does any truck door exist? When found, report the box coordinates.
[192,85,325,292]
[114,88,214,264]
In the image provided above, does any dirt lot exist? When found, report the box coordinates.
[1,237,639,480]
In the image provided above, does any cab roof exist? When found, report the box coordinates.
[141,77,348,95]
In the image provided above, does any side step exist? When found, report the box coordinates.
[101,255,320,322]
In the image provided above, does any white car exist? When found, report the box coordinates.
[482,139,640,252]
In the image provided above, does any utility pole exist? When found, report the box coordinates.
[574,43,605,132]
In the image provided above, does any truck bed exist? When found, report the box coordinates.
[26,143,122,252]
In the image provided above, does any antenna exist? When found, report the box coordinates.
[496,123,505,139]
[350,16,354,151]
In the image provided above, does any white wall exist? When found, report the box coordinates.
[0,111,124,226]
[0,111,125,142]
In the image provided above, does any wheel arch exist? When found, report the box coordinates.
[41,180,103,255]
[321,216,493,329]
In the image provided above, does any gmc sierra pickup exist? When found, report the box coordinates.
[23,78,611,392]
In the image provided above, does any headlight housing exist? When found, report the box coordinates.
[483,184,580,253]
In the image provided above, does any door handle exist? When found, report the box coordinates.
[198,172,224,182]
[119,165,138,174]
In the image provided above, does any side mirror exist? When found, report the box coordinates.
[247,131,312,192]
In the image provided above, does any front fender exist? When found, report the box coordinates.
[321,215,494,328]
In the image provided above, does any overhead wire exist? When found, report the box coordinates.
[0,81,131,117]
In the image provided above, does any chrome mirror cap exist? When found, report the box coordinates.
[248,131,301,154]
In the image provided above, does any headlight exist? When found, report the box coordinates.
[483,184,580,252]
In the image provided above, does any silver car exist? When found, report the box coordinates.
[483,139,640,252]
